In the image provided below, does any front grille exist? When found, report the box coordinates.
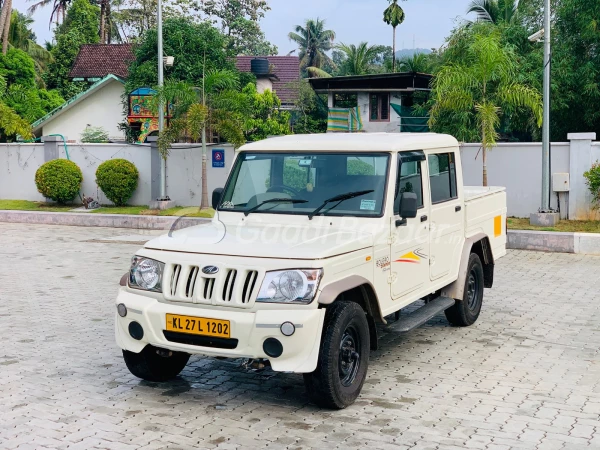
[164,264,261,308]
[163,331,238,349]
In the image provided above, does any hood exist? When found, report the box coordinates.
[144,221,374,260]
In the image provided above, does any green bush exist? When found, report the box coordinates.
[95,159,139,206]
[35,159,83,203]
[584,161,600,209]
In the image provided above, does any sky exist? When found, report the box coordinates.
[13,0,474,54]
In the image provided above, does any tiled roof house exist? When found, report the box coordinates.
[235,56,300,108]
[69,44,135,80]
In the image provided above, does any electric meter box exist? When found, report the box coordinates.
[553,173,570,192]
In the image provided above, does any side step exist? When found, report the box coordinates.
[386,296,456,332]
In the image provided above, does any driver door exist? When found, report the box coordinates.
[390,152,431,301]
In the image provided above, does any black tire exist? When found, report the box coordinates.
[303,302,370,409]
[445,253,484,327]
[123,345,190,382]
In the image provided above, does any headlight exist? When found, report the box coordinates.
[129,256,164,292]
[256,269,323,304]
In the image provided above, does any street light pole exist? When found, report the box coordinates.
[157,0,166,199]
[541,0,551,211]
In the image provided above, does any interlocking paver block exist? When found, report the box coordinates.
[0,223,599,450]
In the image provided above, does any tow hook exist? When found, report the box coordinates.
[155,348,173,358]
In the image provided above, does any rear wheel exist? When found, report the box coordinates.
[123,345,190,382]
[303,301,370,409]
[445,253,484,327]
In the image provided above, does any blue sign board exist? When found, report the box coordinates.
[212,149,225,168]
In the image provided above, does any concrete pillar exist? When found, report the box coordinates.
[327,93,334,108]
[41,135,61,162]
[147,136,162,202]
[568,132,597,220]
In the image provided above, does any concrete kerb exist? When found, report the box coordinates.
[508,229,600,255]
[0,210,210,230]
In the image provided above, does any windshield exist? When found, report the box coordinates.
[219,152,390,217]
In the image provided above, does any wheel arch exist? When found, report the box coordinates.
[318,275,383,350]
[442,233,494,301]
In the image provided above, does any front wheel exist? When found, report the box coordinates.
[445,253,484,327]
[303,301,370,409]
[123,345,190,382]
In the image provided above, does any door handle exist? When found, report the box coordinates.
[420,215,428,222]
[455,205,462,212]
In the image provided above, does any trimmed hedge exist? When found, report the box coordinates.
[35,159,83,204]
[96,159,139,206]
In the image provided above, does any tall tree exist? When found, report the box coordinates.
[397,52,432,73]
[335,42,386,76]
[429,25,542,186]
[27,0,72,25]
[382,0,406,71]
[0,73,34,141]
[288,18,335,70]
[44,0,100,100]
[466,0,520,24]
[202,0,276,55]
[0,0,12,55]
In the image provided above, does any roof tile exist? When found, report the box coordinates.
[235,56,300,105]
[69,44,135,80]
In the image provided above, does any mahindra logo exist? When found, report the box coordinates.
[202,265,219,275]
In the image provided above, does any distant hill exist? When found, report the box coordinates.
[395,48,432,59]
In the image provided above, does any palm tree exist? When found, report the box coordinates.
[155,69,245,209]
[429,26,542,186]
[397,53,431,73]
[383,0,406,71]
[0,0,12,54]
[335,42,385,76]
[6,12,54,85]
[27,0,72,25]
[467,0,519,24]
[288,18,335,70]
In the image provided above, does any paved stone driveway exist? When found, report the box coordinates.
[1,223,599,450]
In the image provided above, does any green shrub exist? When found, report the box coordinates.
[81,126,109,143]
[584,161,600,209]
[35,159,83,203]
[95,159,139,206]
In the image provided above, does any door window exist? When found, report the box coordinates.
[428,153,458,204]
[395,160,424,209]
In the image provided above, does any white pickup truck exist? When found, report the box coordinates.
[115,133,507,409]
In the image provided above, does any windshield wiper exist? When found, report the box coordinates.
[244,198,307,216]
[308,190,374,220]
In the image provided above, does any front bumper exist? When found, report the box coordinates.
[115,288,326,373]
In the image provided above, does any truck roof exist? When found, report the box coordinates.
[238,133,459,153]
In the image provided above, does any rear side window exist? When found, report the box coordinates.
[428,153,458,204]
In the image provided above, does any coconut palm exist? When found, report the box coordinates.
[27,0,72,25]
[429,27,542,186]
[336,42,385,76]
[467,0,519,24]
[288,18,335,70]
[0,0,12,54]
[6,12,54,85]
[383,0,406,71]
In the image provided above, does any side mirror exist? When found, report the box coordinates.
[395,192,418,227]
[212,188,224,210]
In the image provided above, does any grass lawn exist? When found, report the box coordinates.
[0,200,75,212]
[508,217,600,233]
[0,200,215,218]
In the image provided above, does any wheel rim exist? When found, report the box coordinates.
[338,325,361,387]
[466,269,480,310]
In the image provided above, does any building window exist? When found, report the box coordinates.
[334,93,357,108]
[428,153,458,204]
[370,93,390,121]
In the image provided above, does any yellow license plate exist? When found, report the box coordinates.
[166,314,230,338]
